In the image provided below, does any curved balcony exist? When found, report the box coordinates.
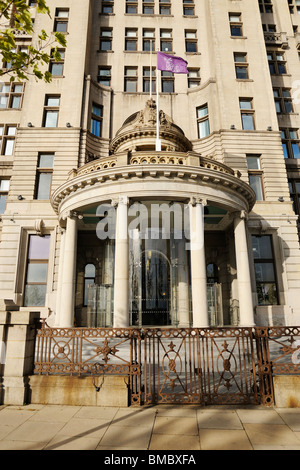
[51,150,256,218]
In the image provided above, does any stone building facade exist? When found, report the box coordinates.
[1,0,300,404]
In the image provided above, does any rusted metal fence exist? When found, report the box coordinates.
[33,323,300,406]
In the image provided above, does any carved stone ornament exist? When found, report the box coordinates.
[189,197,208,207]
[110,99,192,154]
[35,219,44,236]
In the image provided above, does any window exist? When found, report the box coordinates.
[143,0,154,14]
[252,235,278,306]
[0,82,24,109]
[0,179,9,214]
[267,51,287,74]
[126,0,138,14]
[185,30,197,53]
[125,28,138,51]
[124,67,138,92]
[24,235,50,307]
[143,67,156,93]
[43,95,60,127]
[35,154,54,200]
[54,9,69,33]
[100,28,113,51]
[143,29,155,51]
[160,29,172,52]
[0,125,17,155]
[2,46,28,70]
[161,71,174,92]
[259,0,273,13]
[234,52,249,79]
[288,179,300,216]
[84,264,96,306]
[91,103,103,137]
[246,155,264,201]
[196,104,210,138]
[281,128,300,159]
[229,13,243,37]
[273,88,293,113]
[49,49,65,77]
[263,24,276,32]
[288,0,300,14]
[187,68,200,88]
[159,0,171,15]
[98,66,111,87]
[239,98,255,130]
[101,0,114,14]
[183,0,195,16]
[206,263,219,284]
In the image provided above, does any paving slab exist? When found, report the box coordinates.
[0,439,47,450]
[149,433,200,450]
[57,417,110,439]
[29,405,81,423]
[276,408,300,431]
[45,434,101,451]
[0,408,37,427]
[98,424,152,449]
[199,429,253,450]
[236,408,285,425]
[3,419,65,443]
[197,409,243,429]
[153,415,199,436]
[244,423,300,447]
[74,406,119,421]
[111,408,157,427]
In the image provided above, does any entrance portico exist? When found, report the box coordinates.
[52,101,256,329]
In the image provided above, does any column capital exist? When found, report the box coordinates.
[189,196,207,207]
[61,210,82,221]
[111,195,129,208]
[230,210,249,222]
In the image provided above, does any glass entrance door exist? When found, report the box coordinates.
[141,249,170,326]
[130,235,172,326]
[128,201,192,327]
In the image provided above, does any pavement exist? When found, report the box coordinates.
[0,403,300,451]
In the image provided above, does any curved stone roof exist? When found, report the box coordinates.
[110,99,192,154]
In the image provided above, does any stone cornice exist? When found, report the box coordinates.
[51,162,256,215]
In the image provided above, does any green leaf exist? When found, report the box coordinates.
[0,1,67,82]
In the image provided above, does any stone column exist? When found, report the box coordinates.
[233,210,255,327]
[59,212,78,328]
[189,197,209,328]
[113,196,129,328]
[177,239,190,327]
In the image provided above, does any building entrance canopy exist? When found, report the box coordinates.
[51,101,256,329]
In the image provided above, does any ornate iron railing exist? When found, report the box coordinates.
[33,324,300,406]
[33,323,140,376]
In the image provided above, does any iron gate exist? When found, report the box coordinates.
[139,328,259,406]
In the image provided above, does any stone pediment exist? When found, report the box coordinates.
[110,99,192,154]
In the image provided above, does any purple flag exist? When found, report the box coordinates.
[157,51,188,74]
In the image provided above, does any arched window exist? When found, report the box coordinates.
[84,263,96,306]
[206,263,219,284]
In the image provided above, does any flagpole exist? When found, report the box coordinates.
[156,48,161,151]
[150,39,152,99]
